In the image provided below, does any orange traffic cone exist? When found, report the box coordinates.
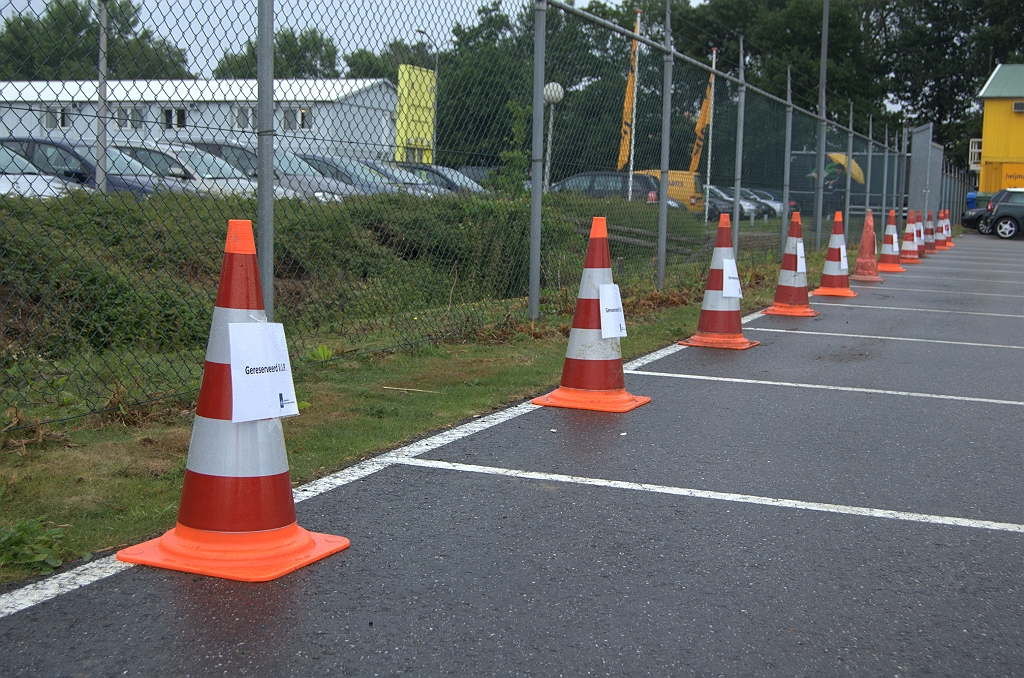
[850,210,885,283]
[763,212,819,317]
[117,220,350,581]
[810,212,858,297]
[877,209,906,272]
[934,209,948,249]
[679,214,760,349]
[532,217,650,412]
[900,211,922,264]
[944,209,956,247]
[924,210,937,252]
[914,211,928,258]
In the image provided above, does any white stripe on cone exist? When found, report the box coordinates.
[702,246,741,312]
[186,415,289,477]
[566,328,621,361]
[578,268,613,299]
[881,222,901,257]
[206,307,268,364]
[821,232,849,277]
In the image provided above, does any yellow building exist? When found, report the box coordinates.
[394,65,435,164]
[976,64,1024,192]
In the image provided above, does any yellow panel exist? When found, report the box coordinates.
[980,100,1024,165]
[1000,163,1024,188]
[396,65,436,164]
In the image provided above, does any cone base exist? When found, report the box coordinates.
[532,386,650,413]
[116,522,349,582]
[946,242,956,247]
[762,302,820,317]
[877,263,906,272]
[849,273,885,282]
[810,287,858,297]
[899,257,923,264]
[679,332,760,350]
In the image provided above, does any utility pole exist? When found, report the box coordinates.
[814,0,830,248]
[96,0,108,193]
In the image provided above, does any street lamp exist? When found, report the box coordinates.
[543,82,563,193]
[415,28,439,164]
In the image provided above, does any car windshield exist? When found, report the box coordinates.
[177,147,245,179]
[713,186,733,199]
[332,158,390,183]
[78,146,154,175]
[376,162,428,185]
[751,190,775,200]
[274,150,317,175]
[431,166,484,190]
[0,146,39,174]
[740,188,761,200]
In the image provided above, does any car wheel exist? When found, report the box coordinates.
[994,216,1020,239]
[977,219,994,235]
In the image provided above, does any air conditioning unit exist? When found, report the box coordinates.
[1013,101,1024,113]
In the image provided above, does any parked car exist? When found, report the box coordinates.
[703,192,731,222]
[297,154,400,195]
[397,163,488,194]
[188,141,355,201]
[707,185,761,219]
[458,165,499,185]
[749,189,790,216]
[3,138,166,196]
[0,144,81,199]
[987,187,1024,239]
[550,171,682,207]
[116,142,262,197]
[739,188,777,217]
[360,160,449,196]
[961,205,990,231]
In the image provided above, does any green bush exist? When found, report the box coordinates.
[0,517,64,575]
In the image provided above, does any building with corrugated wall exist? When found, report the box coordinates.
[977,64,1024,192]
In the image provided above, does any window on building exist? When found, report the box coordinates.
[235,106,257,130]
[43,107,72,130]
[282,107,313,131]
[116,106,144,129]
[163,108,187,129]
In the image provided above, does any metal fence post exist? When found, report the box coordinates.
[656,0,672,291]
[96,0,108,194]
[843,102,853,238]
[732,35,745,254]
[781,65,793,252]
[257,0,274,320]
[529,0,546,323]
[881,125,889,221]
[814,0,829,248]
[703,48,717,225]
[897,125,909,230]
[865,114,873,218]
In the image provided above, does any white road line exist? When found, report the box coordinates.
[917,267,1023,275]
[0,556,133,620]
[849,286,1023,299]
[621,311,763,370]
[623,369,1024,406]
[395,458,1024,534]
[0,401,543,620]
[623,344,686,370]
[810,302,1024,318]
[292,401,540,503]
[746,327,1024,350]
[896,275,1024,284]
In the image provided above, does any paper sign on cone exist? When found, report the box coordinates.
[598,284,627,339]
[229,322,299,423]
[796,242,806,273]
[721,259,743,298]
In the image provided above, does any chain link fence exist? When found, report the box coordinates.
[0,0,972,425]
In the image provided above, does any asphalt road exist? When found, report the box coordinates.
[2,232,1021,676]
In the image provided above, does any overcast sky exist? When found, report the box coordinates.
[5,0,590,77]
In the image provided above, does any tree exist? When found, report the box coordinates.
[214,28,340,79]
[0,0,191,80]
[343,40,434,84]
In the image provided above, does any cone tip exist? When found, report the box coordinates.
[589,216,607,239]
[718,212,731,228]
[226,219,257,255]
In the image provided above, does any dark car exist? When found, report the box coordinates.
[298,155,401,195]
[397,163,488,194]
[188,141,355,200]
[360,160,449,196]
[961,205,990,231]
[988,188,1024,239]
[551,171,682,207]
[3,138,166,196]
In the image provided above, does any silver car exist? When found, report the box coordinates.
[117,142,265,197]
[0,144,79,199]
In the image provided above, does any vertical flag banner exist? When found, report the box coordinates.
[616,11,641,171]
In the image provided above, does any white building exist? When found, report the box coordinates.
[0,78,398,159]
